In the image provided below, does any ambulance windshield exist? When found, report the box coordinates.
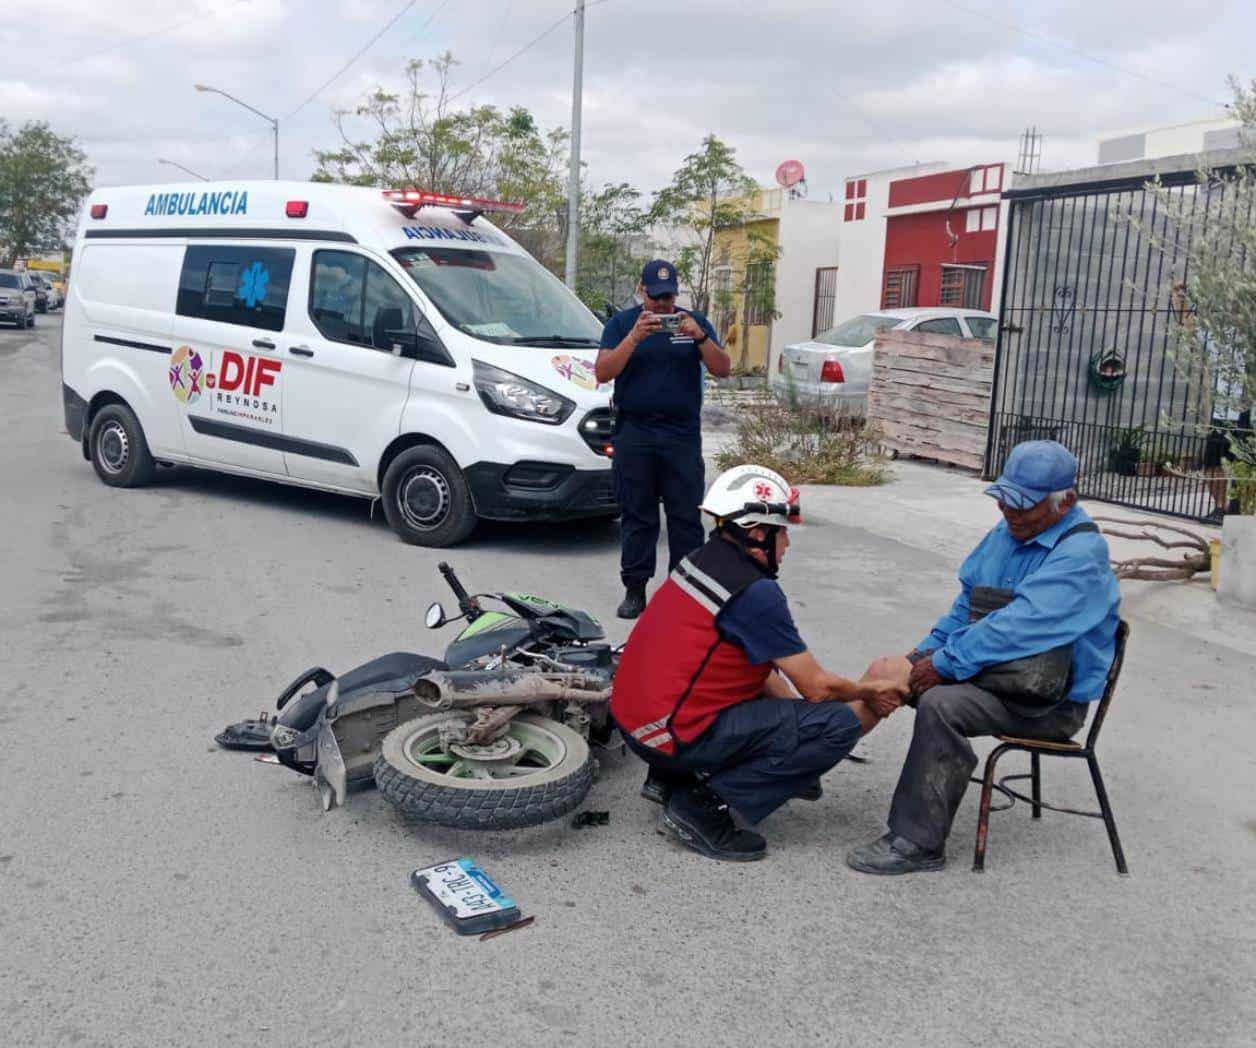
[393,246,602,346]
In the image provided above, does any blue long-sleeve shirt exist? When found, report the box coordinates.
[919,506,1121,702]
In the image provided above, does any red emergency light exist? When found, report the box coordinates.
[90,204,108,219]
[383,189,526,217]
[285,200,309,218]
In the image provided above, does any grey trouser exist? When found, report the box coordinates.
[888,683,1089,853]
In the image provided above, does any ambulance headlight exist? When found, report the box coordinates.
[472,360,575,426]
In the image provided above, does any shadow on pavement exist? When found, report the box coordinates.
[152,464,622,554]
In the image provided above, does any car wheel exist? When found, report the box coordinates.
[88,404,156,488]
[28,311,35,328]
[381,445,476,547]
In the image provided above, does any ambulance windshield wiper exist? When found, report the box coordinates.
[507,335,601,347]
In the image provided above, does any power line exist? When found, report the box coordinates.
[447,7,574,104]
[282,0,452,122]
[41,10,204,78]
[214,0,451,178]
[938,0,1223,108]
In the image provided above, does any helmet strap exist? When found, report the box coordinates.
[716,521,781,578]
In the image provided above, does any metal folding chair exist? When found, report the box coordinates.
[972,620,1130,874]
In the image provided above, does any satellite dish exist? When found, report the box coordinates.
[775,160,805,188]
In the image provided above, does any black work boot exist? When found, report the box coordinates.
[661,785,767,862]
[616,582,647,620]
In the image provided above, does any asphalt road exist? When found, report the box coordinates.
[2,314,1254,1047]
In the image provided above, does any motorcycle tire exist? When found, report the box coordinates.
[374,711,593,830]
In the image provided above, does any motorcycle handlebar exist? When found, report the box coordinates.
[438,562,480,617]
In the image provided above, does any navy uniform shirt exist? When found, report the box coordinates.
[716,579,808,665]
[601,305,717,429]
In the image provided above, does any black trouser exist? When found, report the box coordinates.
[612,417,705,586]
[622,698,864,824]
[888,683,1089,853]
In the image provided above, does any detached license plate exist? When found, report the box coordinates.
[411,858,522,936]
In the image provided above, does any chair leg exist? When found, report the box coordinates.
[972,745,1010,873]
[1086,755,1129,875]
[1031,752,1042,820]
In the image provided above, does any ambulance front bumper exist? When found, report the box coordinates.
[465,461,617,522]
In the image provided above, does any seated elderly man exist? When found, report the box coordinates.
[846,440,1121,875]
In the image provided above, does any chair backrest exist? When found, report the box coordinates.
[1085,619,1129,749]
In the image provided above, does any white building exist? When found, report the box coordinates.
[1097,117,1243,165]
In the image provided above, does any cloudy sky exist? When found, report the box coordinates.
[0,0,1251,200]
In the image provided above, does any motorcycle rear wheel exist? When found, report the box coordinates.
[374,711,593,830]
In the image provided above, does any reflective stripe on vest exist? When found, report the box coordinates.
[610,538,774,753]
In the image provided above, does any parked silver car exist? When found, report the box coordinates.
[769,307,998,417]
[0,270,37,328]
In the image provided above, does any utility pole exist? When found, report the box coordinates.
[564,0,586,289]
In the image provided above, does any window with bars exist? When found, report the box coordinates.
[744,261,773,325]
[940,264,988,309]
[881,266,919,309]
[812,266,837,337]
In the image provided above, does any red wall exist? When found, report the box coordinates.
[887,169,973,209]
[882,210,998,310]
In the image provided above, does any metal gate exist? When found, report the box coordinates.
[986,154,1252,522]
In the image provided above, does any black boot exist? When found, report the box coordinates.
[616,582,647,619]
[640,765,698,806]
[661,785,767,862]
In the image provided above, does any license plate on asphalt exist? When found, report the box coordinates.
[411,858,522,936]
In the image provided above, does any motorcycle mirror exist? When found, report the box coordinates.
[425,602,447,629]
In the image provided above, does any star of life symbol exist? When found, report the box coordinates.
[238,261,270,308]
[754,481,775,500]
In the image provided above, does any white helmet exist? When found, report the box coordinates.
[700,464,800,529]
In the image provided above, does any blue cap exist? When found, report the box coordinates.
[984,440,1078,510]
[641,259,679,297]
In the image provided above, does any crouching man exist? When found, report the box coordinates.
[611,464,907,862]
[846,440,1121,875]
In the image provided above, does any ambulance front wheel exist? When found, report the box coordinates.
[89,403,156,488]
[381,445,477,547]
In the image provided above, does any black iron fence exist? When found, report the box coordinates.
[986,156,1251,522]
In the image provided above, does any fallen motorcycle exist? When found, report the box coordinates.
[221,563,619,830]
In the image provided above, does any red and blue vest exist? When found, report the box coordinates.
[611,537,774,756]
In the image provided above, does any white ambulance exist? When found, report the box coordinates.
[61,182,616,545]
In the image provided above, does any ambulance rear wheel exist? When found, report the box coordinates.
[89,403,156,488]
[381,445,476,547]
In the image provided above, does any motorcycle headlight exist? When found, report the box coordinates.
[472,360,575,426]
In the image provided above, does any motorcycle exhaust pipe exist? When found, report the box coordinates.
[413,670,611,709]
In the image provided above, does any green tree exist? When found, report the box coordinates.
[0,121,93,267]
[1141,76,1256,467]
[649,134,762,314]
[576,181,649,317]
[312,54,569,270]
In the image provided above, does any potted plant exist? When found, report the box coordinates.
[1107,427,1145,476]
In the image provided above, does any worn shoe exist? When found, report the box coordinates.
[661,785,767,862]
[845,832,945,875]
[616,584,647,620]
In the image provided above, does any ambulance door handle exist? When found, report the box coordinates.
[252,338,276,350]
[289,346,314,358]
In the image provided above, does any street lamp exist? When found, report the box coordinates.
[194,83,279,180]
[158,158,209,181]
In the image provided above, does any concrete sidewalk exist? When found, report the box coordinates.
[792,457,1256,659]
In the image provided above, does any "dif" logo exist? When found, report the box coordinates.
[207,351,282,395]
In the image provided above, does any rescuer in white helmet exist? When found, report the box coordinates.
[610,464,908,862]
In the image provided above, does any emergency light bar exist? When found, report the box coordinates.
[383,189,526,217]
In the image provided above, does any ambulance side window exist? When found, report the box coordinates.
[310,250,422,353]
[176,245,294,332]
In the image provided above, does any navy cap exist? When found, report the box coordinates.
[984,440,1078,510]
[641,259,679,297]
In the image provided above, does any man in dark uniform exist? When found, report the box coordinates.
[596,260,732,619]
